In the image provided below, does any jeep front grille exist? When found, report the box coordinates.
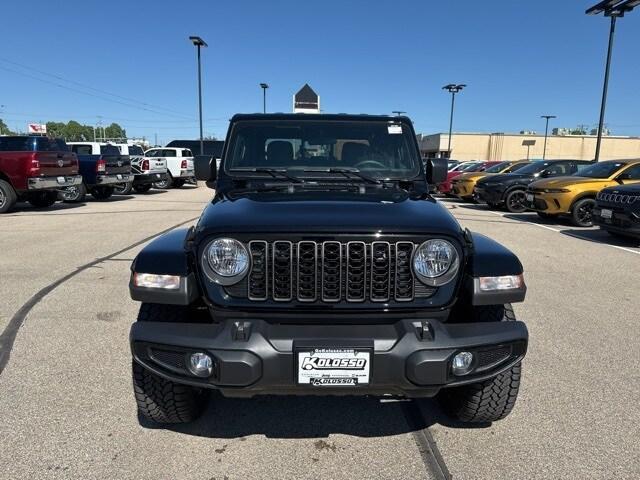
[241,240,429,303]
[597,191,639,205]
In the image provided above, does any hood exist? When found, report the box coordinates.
[477,173,534,185]
[454,172,488,182]
[529,176,609,189]
[195,190,463,237]
[600,183,640,195]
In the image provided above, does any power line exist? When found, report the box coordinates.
[0,56,193,119]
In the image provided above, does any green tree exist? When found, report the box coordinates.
[104,123,126,140]
[0,118,13,135]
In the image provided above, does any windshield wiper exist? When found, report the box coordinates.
[228,167,305,183]
[302,167,381,185]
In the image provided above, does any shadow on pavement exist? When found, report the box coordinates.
[7,201,87,215]
[560,228,640,248]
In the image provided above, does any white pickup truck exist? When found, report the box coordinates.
[143,147,195,189]
[112,144,168,194]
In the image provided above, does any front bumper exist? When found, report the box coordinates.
[593,206,640,238]
[474,185,504,205]
[525,191,570,214]
[452,182,474,198]
[28,174,82,190]
[133,172,168,185]
[95,173,134,185]
[130,317,528,397]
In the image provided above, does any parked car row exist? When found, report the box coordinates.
[0,135,201,213]
[444,158,640,240]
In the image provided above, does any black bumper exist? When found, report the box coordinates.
[130,317,528,398]
[474,186,504,205]
[133,172,168,185]
[593,207,640,239]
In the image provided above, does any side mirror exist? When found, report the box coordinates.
[426,158,448,185]
[194,155,216,187]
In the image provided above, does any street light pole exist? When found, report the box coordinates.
[541,115,556,160]
[586,0,639,162]
[189,36,208,155]
[442,84,466,158]
[260,83,269,114]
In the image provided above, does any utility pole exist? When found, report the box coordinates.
[540,115,556,159]
[260,83,269,113]
[442,84,466,158]
[189,36,208,155]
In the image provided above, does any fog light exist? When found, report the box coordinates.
[452,351,474,376]
[188,352,213,377]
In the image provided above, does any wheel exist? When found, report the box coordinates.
[90,186,114,201]
[28,191,58,208]
[132,304,209,424]
[437,304,523,423]
[173,179,186,188]
[132,361,208,424]
[0,179,18,213]
[571,198,596,227]
[60,183,87,203]
[114,182,133,195]
[505,189,527,213]
[133,184,152,194]
[153,173,173,189]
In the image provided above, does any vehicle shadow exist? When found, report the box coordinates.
[138,395,471,439]
[560,227,640,248]
[7,201,87,215]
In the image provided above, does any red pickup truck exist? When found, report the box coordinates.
[0,135,82,213]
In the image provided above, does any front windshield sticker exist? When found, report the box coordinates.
[388,124,402,134]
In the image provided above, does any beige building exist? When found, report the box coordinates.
[417,132,640,162]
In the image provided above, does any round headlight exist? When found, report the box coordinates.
[413,239,459,286]
[203,238,249,285]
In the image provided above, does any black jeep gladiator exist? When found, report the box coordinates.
[129,114,528,424]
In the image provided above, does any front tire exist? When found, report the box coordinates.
[0,179,18,213]
[60,183,87,203]
[132,362,208,424]
[571,198,596,227]
[28,191,58,208]
[91,186,114,201]
[437,304,522,423]
[505,189,527,213]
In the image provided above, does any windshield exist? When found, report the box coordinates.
[503,162,529,173]
[484,162,510,173]
[225,120,420,180]
[459,162,482,172]
[574,161,626,179]
[513,161,550,175]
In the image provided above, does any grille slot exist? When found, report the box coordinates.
[237,240,437,303]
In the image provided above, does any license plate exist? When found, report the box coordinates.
[297,348,370,386]
[600,209,612,219]
[57,176,66,184]
[526,193,534,202]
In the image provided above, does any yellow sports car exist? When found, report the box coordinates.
[451,161,529,201]
[526,159,640,227]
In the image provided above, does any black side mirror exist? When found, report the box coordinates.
[194,155,216,187]
[426,158,448,185]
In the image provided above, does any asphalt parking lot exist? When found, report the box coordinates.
[1,187,639,479]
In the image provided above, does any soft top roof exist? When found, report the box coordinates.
[230,113,410,123]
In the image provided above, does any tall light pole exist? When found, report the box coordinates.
[540,115,556,160]
[189,35,208,155]
[586,0,638,162]
[260,83,269,113]
[442,84,466,158]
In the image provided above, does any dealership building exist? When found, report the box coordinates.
[416,132,640,162]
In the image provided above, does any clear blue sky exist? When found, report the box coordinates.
[1,0,639,144]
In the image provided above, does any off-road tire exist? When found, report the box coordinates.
[438,304,522,423]
[571,198,596,227]
[132,361,208,424]
[505,189,527,213]
[91,186,114,201]
[154,173,173,189]
[133,184,152,194]
[114,182,133,195]
[137,302,189,322]
[60,183,87,203]
[28,191,58,208]
[0,179,18,213]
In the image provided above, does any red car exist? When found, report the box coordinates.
[438,161,502,195]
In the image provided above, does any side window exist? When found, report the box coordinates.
[145,149,158,157]
[575,163,591,174]
[163,149,177,157]
[72,145,93,155]
[621,164,640,180]
[182,149,192,157]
